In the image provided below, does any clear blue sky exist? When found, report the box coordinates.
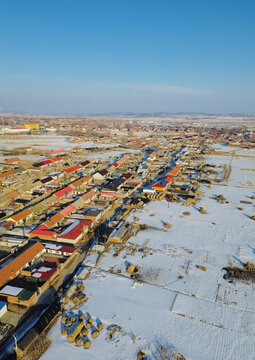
[0,0,255,114]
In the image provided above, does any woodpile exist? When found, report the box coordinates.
[83,337,91,349]
[182,211,190,216]
[245,262,255,271]
[61,328,67,335]
[127,263,139,274]
[97,322,104,331]
[61,315,68,323]
[81,328,88,336]
[75,337,83,347]
[163,221,172,228]
[91,328,100,338]
[199,207,207,214]
[86,322,92,329]
[196,265,207,272]
[137,350,146,360]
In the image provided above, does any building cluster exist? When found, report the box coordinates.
[0,118,254,347]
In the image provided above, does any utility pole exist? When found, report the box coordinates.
[0,107,4,134]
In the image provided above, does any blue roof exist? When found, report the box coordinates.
[0,300,7,310]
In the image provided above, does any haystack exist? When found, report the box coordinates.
[61,328,67,336]
[83,337,91,349]
[137,350,146,360]
[81,328,88,336]
[97,322,104,331]
[86,322,92,329]
[61,315,68,323]
[75,337,83,347]
[245,262,255,271]
[91,329,100,338]
[199,207,207,214]
[127,264,139,274]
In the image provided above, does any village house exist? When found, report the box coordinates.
[8,208,33,226]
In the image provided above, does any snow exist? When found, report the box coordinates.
[0,285,23,296]
[37,267,52,272]
[0,135,115,151]
[41,149,255,360]
[43,243,62,250]
[32,273,42,278]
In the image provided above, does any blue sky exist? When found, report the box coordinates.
[0,0,255,114]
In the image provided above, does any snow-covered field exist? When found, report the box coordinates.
[0,135,115,151]
[42,150,255,360]
[0,154,40,162]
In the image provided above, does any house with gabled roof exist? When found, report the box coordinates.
[8,208,32,225]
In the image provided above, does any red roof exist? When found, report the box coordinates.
[58,220,91,241]
[123,172,132,180]
[126,180,142,185]
[113,162,118,167]
[33,162,44,168]
[54,186,73,199]
[64,165,81,174]
[32,267,57,280]
[166,176,173,183]
[48,149,65,154]
[30,225,56,237]
[59,246,76,254]
[98,169,108,176]
[0,221,15,230]
[41,176,53,184]
[61,204,75,215]
[80,160,90,166]
[43,159,52,165]
[152,183,162,188]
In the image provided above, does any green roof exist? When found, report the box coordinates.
[18,289,34,301]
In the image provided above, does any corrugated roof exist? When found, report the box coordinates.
[0,242,45,289]
[54,186,73,199]
[58,220,88,241]
[81,189,96,202]
[0,171,14,178]
[30,226,56,239]
[51,157,62,162]
[43,159,52,165]
[41,176,53,184]
[98,169,108,176]
[80,160,90,166]
[3,157,21,164]
[44,212,64,228]
[167,165,181,176]
[61,204,75,215]
[33,162,44,168]
[64,165,81,174]
[9,208,32,223]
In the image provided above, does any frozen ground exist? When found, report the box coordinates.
[0,154,41,162]
[0,135,115,151]
[42,150,255,360]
